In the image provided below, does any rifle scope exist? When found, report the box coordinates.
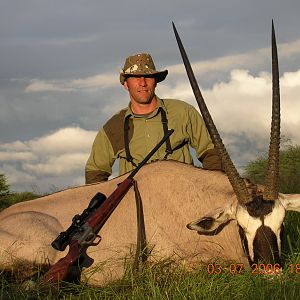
[51,192,107,251]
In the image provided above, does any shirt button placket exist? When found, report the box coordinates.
[145,118,150,152]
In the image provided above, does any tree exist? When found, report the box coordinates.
[0,174,10,197]
[0,174,40,211]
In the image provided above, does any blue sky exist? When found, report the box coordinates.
[1,0,300,193]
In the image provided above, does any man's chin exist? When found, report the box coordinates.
[136,98,152,104]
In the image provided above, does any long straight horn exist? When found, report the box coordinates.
[172,22,252,205]
[263,20,280,201]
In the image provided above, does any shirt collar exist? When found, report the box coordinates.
[124,96,168,119]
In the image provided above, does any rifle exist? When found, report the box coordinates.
[41,129,174,285]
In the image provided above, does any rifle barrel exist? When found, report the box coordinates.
[42,129,174,286]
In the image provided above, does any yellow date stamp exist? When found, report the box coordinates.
[206,263,287,275]
[207,263,245,275]
[288,264,300,274]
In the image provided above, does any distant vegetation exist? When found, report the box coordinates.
[0,174,40,211]
[244,144,300,194]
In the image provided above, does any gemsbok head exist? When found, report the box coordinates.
[173,21,299,266]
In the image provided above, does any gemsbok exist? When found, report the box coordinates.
[0,22,299,286]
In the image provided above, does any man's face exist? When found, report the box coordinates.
[124,76,157,105]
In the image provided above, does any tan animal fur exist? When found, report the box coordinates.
[0,161,248,285]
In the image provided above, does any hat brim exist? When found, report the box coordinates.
[120,69,168,85]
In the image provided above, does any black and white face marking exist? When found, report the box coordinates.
[236,195,286,264]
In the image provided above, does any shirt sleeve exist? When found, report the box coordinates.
[186,105,215,158]
[85,128,116,183]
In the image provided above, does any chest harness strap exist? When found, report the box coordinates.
[123,107,173,167]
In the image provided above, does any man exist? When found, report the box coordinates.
[85,53,222,184]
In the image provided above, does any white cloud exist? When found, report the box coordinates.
[25,38,297,124]
[281,69,300,88]
[2,66,300,193]
[25,73,119,93]
[23,38,300,95]
[1,164,36,185]
[280,38,300,58]
[159,67,300,151]
[27,127,96,155]
[165,46,268,79]
[0,151,36,161]
[0,140,30,151]
[23,153,89,176]
[71,74,119,90]
[0,127,97,191]
[166,38,300,79]
[24,80,74,92]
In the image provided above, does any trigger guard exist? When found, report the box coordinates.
[91,235,102,246]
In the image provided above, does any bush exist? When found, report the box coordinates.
[0,192,40,211]
[244,144,300,193]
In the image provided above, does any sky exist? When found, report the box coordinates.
[1,0,300,193]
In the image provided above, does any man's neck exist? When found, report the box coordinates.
[130,97,158,114]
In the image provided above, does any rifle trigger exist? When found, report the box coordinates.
[91,235,102,246]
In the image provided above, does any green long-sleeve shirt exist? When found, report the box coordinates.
[85,97,217,183]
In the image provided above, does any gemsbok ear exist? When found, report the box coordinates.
[280,194,300,212]
[187,204,235,233]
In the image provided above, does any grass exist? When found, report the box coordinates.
[1,251,299,299]
[0,210,299,299]
[0,183,299,299]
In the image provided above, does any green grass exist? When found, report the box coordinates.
[0,173,299,299]
[1,253,299,300]
[0,201,299,299]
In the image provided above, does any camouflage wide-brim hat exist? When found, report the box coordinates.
[120,53,168,85]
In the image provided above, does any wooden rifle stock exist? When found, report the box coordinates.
[41,178,133,285]
[41,129,174,285]
[41,240,81,284]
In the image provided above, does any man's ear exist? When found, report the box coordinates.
[123,80,129,90]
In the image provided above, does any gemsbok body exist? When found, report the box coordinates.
[0,22,299,285]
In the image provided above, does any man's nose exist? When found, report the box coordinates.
[138,77,147,85]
